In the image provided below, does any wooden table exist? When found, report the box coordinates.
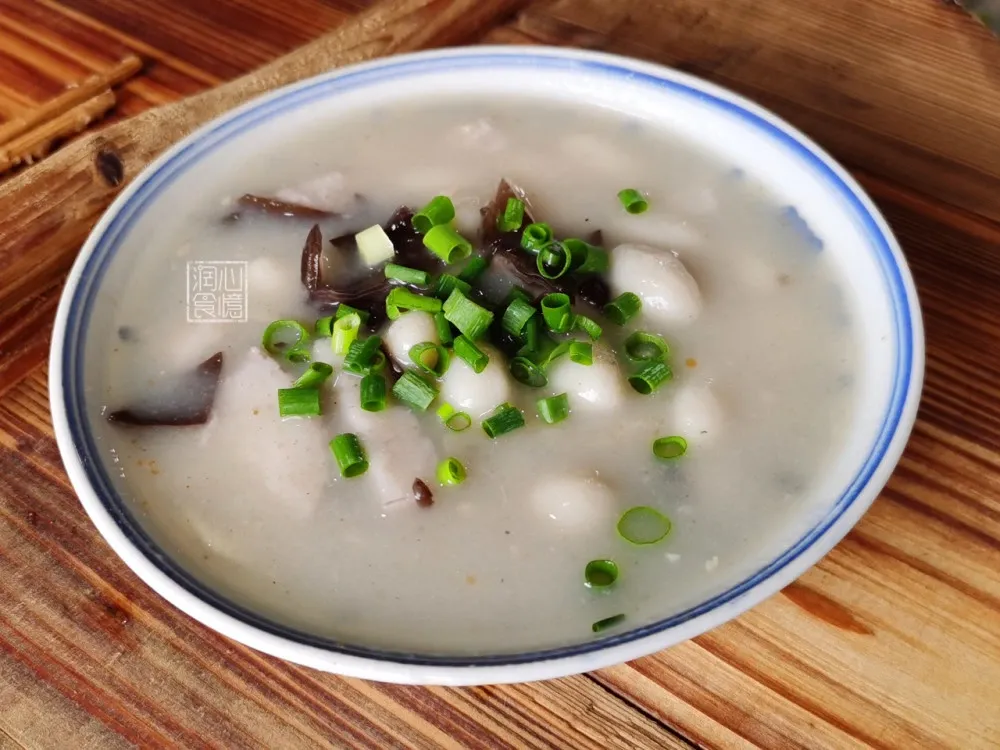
[1,1,998,748]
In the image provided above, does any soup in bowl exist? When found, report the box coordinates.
[50,47,923,685]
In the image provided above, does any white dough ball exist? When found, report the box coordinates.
[546,345,623,412]
[310,338,338,368]
[451,191,483,238]
[382,311,439,368]
[531,475,617,532]
[672,382,723,447]
[439,344,510,418]
[610,243,702,325]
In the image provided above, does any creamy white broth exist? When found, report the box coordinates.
[97,96,859,655]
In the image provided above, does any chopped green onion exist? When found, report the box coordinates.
[492,331,518,361]
[502,297,537,336]
[575,315,603,340]
[541,342,570,369]
[392,371,438,411]
[523,338,568,370]
[576,245,610,274]
[458,256,489,283]
[434,311,454,345]
[330,433,368,478]
[628,361,673,395]
[453,335,489,373]
[412,195,455,234]
[385,288,443,320]
[625,331,670,362]
[592,614,626,633]
[520,222,553,253]
[423,224,473,264]
[536,241,573,280]
[277,388,321,418]
[355,224,395,265]
[617,506,671,545]
[385,263,429,287]
[343,335,383,375]
[506,286,532,306]
[562,238,592,271]
[443,289,494,340]
[604,292,642,326]
[292,362,334,389]
[436,402,472,432]
[540,293,573,333]
[448,412,472,431]
[497,197,525,233]
[360,373,387,412]
[436,457,467,486]
[584,559,619,588]
[336,304,371,323]
[442,287,465,313]
[537,393,569,424]
[617,188,649,214]
[314,316,335,338]
[522,315,541,354]
[262,319,310,361]
[369,349,387,375]
[569,341,593,365]
[332,313,361,355]
[653,435,688,460]
[490,325,522,359]
[510,356,547,388]
[433,273,472,301]
[409,342,449,377]
[286,345,311,364]
[481,402,526,438]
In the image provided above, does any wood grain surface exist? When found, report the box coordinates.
[0,0,998,748]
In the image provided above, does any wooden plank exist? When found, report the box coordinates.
[51,0,349,79]
[0,56,140,146]
[503,0,1000,225]
[0,7,199,119]
[13,0,221,85]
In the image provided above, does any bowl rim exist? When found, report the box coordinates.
[49,45,924,685]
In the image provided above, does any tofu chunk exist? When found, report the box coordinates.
[200,348,328,518]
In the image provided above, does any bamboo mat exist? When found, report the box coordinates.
[1,0,999,748]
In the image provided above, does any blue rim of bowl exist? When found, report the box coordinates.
[61,51,914,667]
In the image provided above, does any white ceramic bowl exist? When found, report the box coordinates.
[49,46,924,685]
